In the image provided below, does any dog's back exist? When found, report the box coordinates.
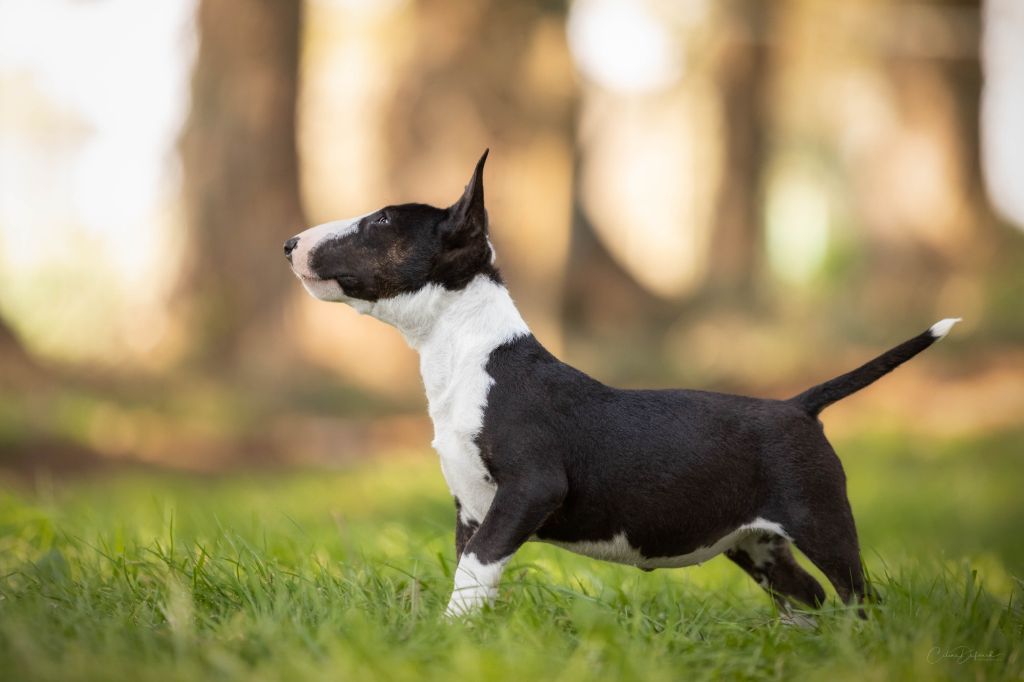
[478,333,838,563]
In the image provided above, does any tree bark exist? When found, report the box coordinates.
[0,316,44,390]
[178,0,305,370]
[0,317,27,367]
[706,0,771,302]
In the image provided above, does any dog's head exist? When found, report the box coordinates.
[284,150,496,305]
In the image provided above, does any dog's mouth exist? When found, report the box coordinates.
[293,270,354,303]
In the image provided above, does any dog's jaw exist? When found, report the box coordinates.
[295,275,348,302]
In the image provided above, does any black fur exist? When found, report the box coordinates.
[461,331,925,614]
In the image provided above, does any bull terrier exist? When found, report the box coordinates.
[284,150,959,619]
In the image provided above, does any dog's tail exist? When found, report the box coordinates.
[789,318,961,418]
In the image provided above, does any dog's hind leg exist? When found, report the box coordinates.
[788,498,873,618]
[727,532,826,624]
[773,435,875,617]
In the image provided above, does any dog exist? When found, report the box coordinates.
[284,150,959,619]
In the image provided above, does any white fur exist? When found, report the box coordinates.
[541,517,790,570]
[288,214,368,301]
[364,275,530,525]
[730,525,781,576]
[297,276,346,302]
[929,317,962,340]
[737,534,776,571]
[445,552,509,617]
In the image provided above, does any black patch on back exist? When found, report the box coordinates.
[474,334,856,563]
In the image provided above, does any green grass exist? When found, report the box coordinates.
[1,429,1022,681]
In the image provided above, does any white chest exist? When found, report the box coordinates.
[427,355,499,524]
[436,434,497,525]
[379,278,527,526]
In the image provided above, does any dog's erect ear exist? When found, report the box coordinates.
[444,149,489,241]
[432,150,493,287]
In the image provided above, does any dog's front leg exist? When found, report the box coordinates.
[445,477,566,618]
[453,498,478,562]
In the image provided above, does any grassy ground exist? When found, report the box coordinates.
[1,428,1022,681]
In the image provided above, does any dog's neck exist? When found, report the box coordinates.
[358,275,530,416]
[359,274,527,350]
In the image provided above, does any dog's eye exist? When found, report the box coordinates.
[374,213,389,225]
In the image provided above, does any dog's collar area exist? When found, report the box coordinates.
[365,274,529,351]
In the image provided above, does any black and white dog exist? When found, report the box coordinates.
[284,151,959,619]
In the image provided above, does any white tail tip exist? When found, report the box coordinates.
[929,317,962,340]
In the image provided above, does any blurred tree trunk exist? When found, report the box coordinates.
[706,0,772,303]
[178,0,305,372]
[856,0,1004,322]
[0,318,19,349]
[563,161,672,337]
[0,317,44,390]
[0,317,27,367]
[938,1,996,241]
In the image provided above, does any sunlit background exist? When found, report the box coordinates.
[1,0,1023,472]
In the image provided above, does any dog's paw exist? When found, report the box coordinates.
[444,586,496,619]
[779,611,818,629]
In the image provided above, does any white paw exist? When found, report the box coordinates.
[444,552,507,618]
[444,585,496,618]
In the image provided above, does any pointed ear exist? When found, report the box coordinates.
[445,149,489,241]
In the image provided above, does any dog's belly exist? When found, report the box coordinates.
[536,518,788,569]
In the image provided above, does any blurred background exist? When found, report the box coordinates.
[1,0,1022,477]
